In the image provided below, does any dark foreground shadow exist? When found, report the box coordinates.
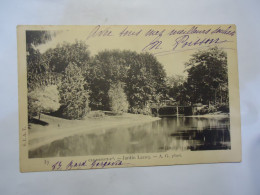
[29,118,49,126]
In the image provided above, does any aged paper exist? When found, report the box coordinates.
[17,25,241,172]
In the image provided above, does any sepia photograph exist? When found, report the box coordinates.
[17,25,241,171]
[2,0,258,194]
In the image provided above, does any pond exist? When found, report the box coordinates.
[29,116,231,158]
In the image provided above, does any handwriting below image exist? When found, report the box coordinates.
[51,159,124,171]
[17,25,241,172]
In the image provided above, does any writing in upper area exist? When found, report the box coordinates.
[119,26,142,37]
[86,25,113,40]
[172,35,229,51]
[211,26,236,36]
[143,35,230,56]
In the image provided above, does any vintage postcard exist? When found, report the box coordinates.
[17,25,241,172]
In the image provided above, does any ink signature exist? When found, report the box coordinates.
[142,35,232,56]
[51,160,87,170]
[51,159,130,170]
[90,159,125,168]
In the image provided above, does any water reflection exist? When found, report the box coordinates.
[29,117,230,158]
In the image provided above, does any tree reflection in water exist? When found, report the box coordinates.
[29,117,230,158]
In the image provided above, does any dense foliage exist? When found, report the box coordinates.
[58,62,90,119]
[42,41,90,73]
[86,50,167,113]
[167,47,229,113]
[26,30,229,121]
[108,82,129,114]
[28,85,60,119]
[126,53,167,113]
[26,31,60,119]
[185,47,229,106]
[26,31,92,119]
[86,50,132,110]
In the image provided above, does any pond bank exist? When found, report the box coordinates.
[28,113,161,150]
[185,112,229,118]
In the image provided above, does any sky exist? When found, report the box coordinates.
[34,25,236,78]
[35,27,194,77]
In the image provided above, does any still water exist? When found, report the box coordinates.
[29,117,230,158]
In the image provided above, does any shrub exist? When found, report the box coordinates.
[28,85,60,119]
[217,103,229,113]
[195,105,217,115]
[108,82,129,114]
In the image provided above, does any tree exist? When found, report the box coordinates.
[166,75,186,104]
[27,48,60,92]
[86,50,133,110]
[87,50,167,113]
[126,53,167,112]
[108,82,129,114]
[26,31,62,119]
[28,85,60,119]
[184,47,228,105]
[43,41,90,73]
[59,62,90,119]
[26,31,52,52]
[26,31,57,92]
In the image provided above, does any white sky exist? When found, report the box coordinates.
[35,25,235,77]
[36,28,194,77]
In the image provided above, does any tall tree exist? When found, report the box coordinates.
[126,53,167,111]
[26,30,55,91]
[87,50,135,110]
[184,47,228,105]
[26,31,60,119]
[88,51,167,112]
[59,62,90,119]
[43,41,90,73]
[26,30,52,52]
